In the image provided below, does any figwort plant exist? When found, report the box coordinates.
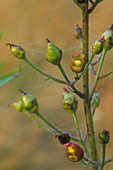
[7,0,113,169]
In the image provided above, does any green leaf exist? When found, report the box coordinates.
[0,31,4,40]
[0,62,5,73]
[0,69,20,86]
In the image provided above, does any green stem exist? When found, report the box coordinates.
[90,49,107,100]
[98,70,113,80]
[104,157,113,165]
[73,0,82,8]
[71,54,95,85]
[23,109,55,133]
[82,2,98,169]
[72,111,90,158]
[23,57,67,85]
[72,112,82,141]
[57,63,70,83]
[35,110,79,142]
[83,157,100,167]
[57,63,85,99]
[100,144,106,170]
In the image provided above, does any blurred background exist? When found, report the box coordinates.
[0,0,113,169]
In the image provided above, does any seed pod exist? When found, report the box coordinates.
[70,54,85,73]
[45,39,62,65]
[92,39,103,55]
[91,92,100,108]
[101,24,113,51]
[64,142,84,162]
[19,89,39,113]
[76,0,86,3]
[13,101,23,112]
[99,130,110,144]
[74,24,82,40]
[6,43,26,59]
[55,133,70,145]
[62,88,78,114]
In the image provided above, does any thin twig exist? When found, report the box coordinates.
[88,0,103,14]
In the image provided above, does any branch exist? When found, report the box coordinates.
[88,0,103,14]
[98,70,113,80]
[73,0,82,8]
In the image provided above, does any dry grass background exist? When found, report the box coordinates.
[0,0,113,169]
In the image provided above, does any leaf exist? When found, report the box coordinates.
[0,69,20,86]
[0,31,4,40]
[0,62,5,73]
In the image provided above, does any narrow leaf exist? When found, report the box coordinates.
[0,69,20,86]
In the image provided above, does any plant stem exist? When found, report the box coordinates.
[72,111,90,158]
[98,70,113,80]
[100,144,106,170]
[82,2,98,169]
[72,112,82,141]
[57,63,70,83]
[90,49,107,100]
[23,57,67,85]
[23,109,55,133]
[35,110,79,142]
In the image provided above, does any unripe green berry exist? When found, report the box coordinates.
[74,24,82,40]
[70,54,85,73]
[19,89,39,113]
[101,24,113,51]
[45,39,62,65]
[6,43,26,59]
[99,130,110,144]
[13,101,23,112]
[91,92,100,108]
[65,142,84,162]
[92,39,103,55]
[62,88,78,114]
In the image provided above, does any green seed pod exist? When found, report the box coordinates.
[92,39,103,55]
[99,130,110,144]
[65,142,84,162]
[6,43,26,59]
[62,88,78,114]
[45,39,62,65]
[74,24,82,40]
[76,0,86,3]
[55,133,70,145]
[91,92,100,108]
[13,101,23,112]
[101,24,113,51]
[19,89,39,113]
[70,54,85,73]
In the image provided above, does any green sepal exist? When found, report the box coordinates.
[99,130,110,144]
[13,101,23,112]
[20,89,39,113]
[62,88,78,114]
[101,24,113,51]
[46,39,62,65]
[92,40,103,55]
[6,43,26,59]
[91,92,100,108]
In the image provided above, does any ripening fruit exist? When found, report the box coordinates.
[19,89,39,113]
[74,24,82,40]
[45,39,62,65]
[91,92,100,108]
[99,130,110,144]
[13,101,23,112]
[101,24,113,51]
[70,54,85,73]
[62,88,78,114]
[6,43,26,59]
[92,39,103,55]
[55,133,70,145]
[65,142,84,162]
